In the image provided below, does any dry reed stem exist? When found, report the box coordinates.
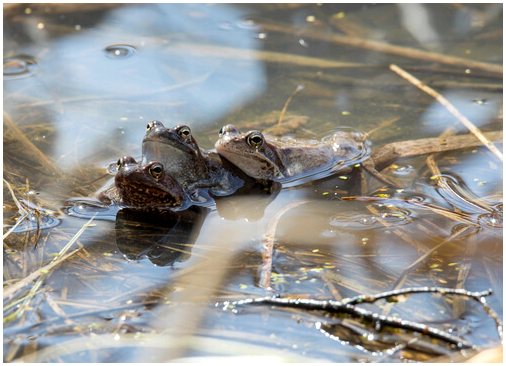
[320,270,343,300]
[170,43,368,69]
[389,225,473,292]
[426,154,493,213]
[4,113,63,177]
[371,130,503,171]
[258,22,503,75]
[277,84,304,125]
[4,216,95,300]
[3,179,30,241]
[365,204,430,254]
[389,64,503,161]
[365,116,401,138]
[259,200,309,289]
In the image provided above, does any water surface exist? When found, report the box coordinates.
[3,3,502,362]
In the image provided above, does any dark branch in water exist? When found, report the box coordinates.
[218,287,500,350]
[341,286,493,305]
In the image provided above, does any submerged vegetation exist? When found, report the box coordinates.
[4,3,503,362]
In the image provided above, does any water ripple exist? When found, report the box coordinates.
[3,55,38,79]
[103,44,136,59]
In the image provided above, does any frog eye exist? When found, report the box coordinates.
[117,156,136,167]
[148,163,164,180]
[176,125,192,139]
[246,131,264,148]
[146,120,163,131]
[219,124,239,137]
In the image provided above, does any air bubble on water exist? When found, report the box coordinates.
[374,205,413,225]
[321,229,336,238]
[391,164,415,177]
[298,39,309,47]
[358,216,377,226]
[11,214,60,233]
[478,211,503,228]
[104,44,136,59]
[236,19,258,30]
[65,199,119,220]
[329,214,378,228]
[4,55,38,79]
[218,21,233,30]
[472,98,487,105]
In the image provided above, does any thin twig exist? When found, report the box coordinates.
[228,299,471,349]
[4,112,63,176]
[389,64,503,161]
[277,85,305,125]
[3,215,95,300]
[364,117,401,139]
[342,286,492,306]
[389,225,473,292]
[3,300,159,338]
[221,287,496,349]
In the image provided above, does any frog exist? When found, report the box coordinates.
[112,156,187,209]
[215,124,370,184]
[142,120,250,198]
[142,120,209,191]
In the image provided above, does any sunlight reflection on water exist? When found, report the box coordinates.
[6,3,266,169]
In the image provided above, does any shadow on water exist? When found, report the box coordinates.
[115,207,207,266]
[3,3,503,363]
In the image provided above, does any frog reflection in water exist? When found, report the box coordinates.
[114,156,186,209]
[215,124,370,183]
[142,120,248,198]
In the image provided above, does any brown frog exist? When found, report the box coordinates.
[215,124,370,184]
[142,120,249,198]
[113,156,186,209]
[142,120,209,191]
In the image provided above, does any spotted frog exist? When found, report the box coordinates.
[215,124,370,184]
[112,156,186,209]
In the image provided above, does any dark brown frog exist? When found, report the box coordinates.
[113,156,186,209]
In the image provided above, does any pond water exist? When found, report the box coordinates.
[3,3,503,362]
